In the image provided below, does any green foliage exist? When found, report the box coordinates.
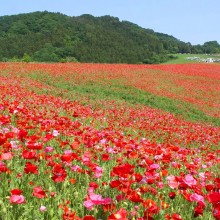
[0,11,219,63]
[143,53,170,64]
[203,41,220,53]
[22,53,32,62]
[32,44,60,62]
[59,57,78,63]
[191,41,220,54]
[0,12,176,63]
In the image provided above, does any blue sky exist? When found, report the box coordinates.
[1,0,219,45]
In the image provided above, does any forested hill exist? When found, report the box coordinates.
[0,11,219,63]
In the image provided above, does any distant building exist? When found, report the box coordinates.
[186,56,220,63]
[206,58,214,63]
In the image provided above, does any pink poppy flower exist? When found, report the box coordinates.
[10,141,19,150]
[83,200,94,210]
[44,146,54,153]
[84,191,112,210]
[89,194,103,204]
[10,195,26,204]
[94,166,103,178]
[149,163,160,170]
[39,205,47,212]
[167,175,179,189]
[1,152,13,160]
[190,193,205,205]
[52,130,59,137]
[183,174,197,187]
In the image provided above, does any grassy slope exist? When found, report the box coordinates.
[27,71,220,126]
[164,54,220,64]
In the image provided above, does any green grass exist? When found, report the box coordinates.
[68,83,220,126]
[164,53,220,64]
[26,71,220,126]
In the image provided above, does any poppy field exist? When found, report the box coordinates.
[0,62,220,220]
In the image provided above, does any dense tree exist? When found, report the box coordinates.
[0,11,219,63]
[202,41,220,54]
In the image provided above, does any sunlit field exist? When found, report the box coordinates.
[0,62,219,220]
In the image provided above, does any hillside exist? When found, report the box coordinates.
[0,11,220,63]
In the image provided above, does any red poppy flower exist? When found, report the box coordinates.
[194,204,204,217]
[102,153,110,161]
[83,216,96,220]
[0,163,7,173]
[133,173,143,182]
[52,164,67,182]
[22,150,36,159]
[24,162,38,174]
[103,203,116,212]
[18,129,28,141]
[61,153,73,163]
[206,184,214,192]
[33,186,46,199]
[128,191,143,203]
[0,135,6,146]
[112,163,134,177]
[10,188,22,195]
[89,182,99,189]
[107,208,127,220]
[168,192,176,199]
[62,210,76,220]
[110,180,121,188]
[208,192,220,205]
[213,206,220,220]
[171,213,182,220]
